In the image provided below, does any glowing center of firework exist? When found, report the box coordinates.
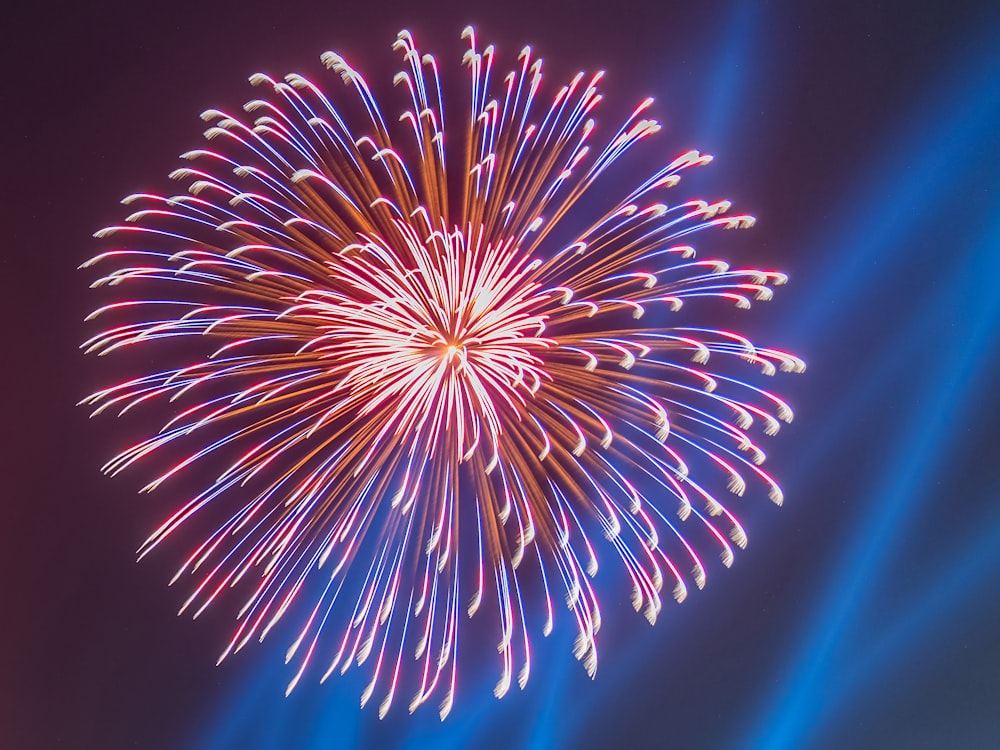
[290,223,553,461]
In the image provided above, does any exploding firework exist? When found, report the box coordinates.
[82,27,803,718]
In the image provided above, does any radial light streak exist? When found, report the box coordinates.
[82,28,803,719]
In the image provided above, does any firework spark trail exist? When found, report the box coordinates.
[82,27,804,719]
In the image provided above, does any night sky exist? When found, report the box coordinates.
[6,1,1000,748]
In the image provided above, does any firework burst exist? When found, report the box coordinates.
[82,27,803,719]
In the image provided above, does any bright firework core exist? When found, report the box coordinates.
[289,222,552,464]
[82,27,803,719]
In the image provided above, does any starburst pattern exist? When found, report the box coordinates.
[82,27,803,718]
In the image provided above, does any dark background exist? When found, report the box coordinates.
[5,1,1000,748]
